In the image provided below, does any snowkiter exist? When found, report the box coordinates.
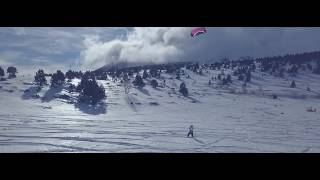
[187,125,194,138]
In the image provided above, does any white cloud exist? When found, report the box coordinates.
[80,27,192,69]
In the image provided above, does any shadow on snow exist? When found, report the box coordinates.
[74,101,107,115]
[41,86,63,103]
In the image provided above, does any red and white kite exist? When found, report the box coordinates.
[191,27,207,37]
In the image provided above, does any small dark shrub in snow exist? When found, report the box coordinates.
[273,94,278,99]
[0,66,4,77]
[238,74,244,81]
[7,66,17,78]
[5,89,14,93]
[151,79,158,88]
[128,71,134,77]
[226,74,232,83]
[246,71,251,82]
[313,64,320,74]
[217,74,222,80]
[34,69,47,86]
[149,68,158,78]
[179,82,188,97]
[307,86,311,91]
[176,73,180,80]
[133,74,145,88]
[0,77,6,81]
[142,70,148,79]
[222,78,227,85]
[290,80,296,88]
[279,68,285,78]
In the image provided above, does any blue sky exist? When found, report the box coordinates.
[1,27,320,74]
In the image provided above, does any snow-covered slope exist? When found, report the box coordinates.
[0,68,320,153]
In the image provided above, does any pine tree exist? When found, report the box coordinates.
[217,74,222,80]
[133,74,145,88]
[34,69,47,86]
[77,71,95,92]
[51,70,65,87]
[246,71,251,82]
[142,70,148,79]
[238,74,244,81]
[150,68,158,78]
[7,66,17,78]
[307,86,311,91]
[80,79,106,104]
[222,78,227,85]
[176,72,180,80]
[66,70,75,80]
[226,74,232,83]
[273,94,278,99]
[290,80,296,88]
[0,66,4,77]
[313,63,320,74]
[179,82,188,97]
[151,79,158,88]
[279,68,285,78]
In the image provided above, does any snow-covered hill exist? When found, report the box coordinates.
[0,67,320,153]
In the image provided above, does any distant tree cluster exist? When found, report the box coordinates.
[96,72,108,80]
[233,65,252,82]
[65,70,83,80]
[257,51,320,76]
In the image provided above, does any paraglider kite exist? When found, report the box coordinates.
[191,27,207,37]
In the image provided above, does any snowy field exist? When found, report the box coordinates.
[0,69,320,153]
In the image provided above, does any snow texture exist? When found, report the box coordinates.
[0,68,320,153]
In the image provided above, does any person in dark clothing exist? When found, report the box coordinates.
[187,125,194,138]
